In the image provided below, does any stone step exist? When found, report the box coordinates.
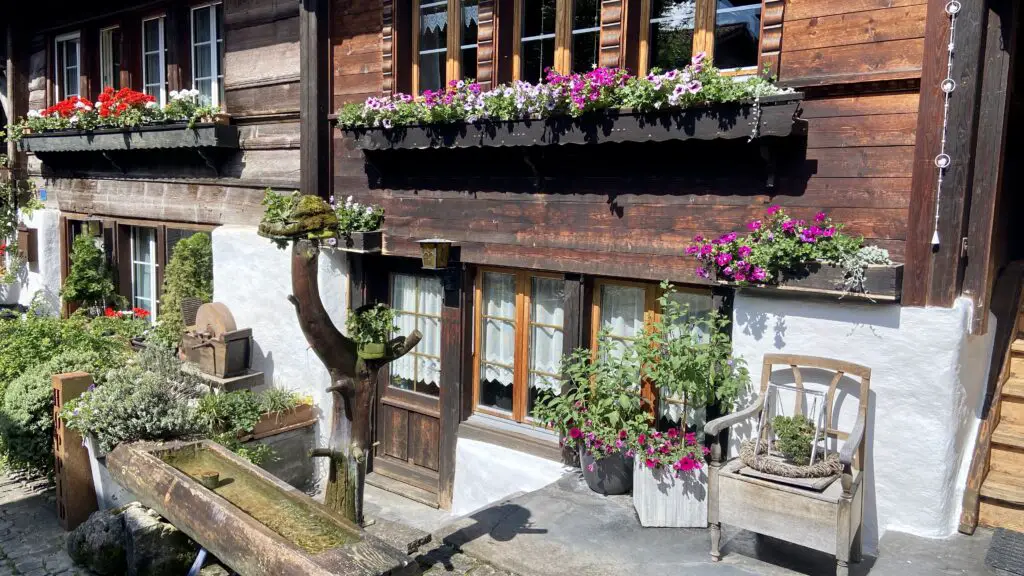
[980,498,1024,532]
[1013,339,1024,355]
[990,444,1024,475]
[1011,355,1024,378]
[981,471,1024,506]
[1004,377,1024,400]
[1000,397,1024,425]
[992,422,1024,450]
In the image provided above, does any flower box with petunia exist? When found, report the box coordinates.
[337,56,805,150]
[632,428,711,527]
[687,206,903,300]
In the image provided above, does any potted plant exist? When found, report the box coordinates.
[631,282,750,527]
[329,195,384,253]
[346,303,398,360]
[532,336,652,495]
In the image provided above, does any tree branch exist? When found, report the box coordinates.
[383,331,423,363]
[290,239,358,379]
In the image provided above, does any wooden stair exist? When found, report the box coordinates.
[980,311,1024,531]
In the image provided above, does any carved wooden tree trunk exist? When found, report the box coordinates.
[289,240,420,525]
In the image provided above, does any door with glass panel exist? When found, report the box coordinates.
[374,273,444,497]
[474,269,565,423]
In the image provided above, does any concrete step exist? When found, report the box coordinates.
[981,471,1024,505]
[980,498,1024,532]
[992,422,1024,450]
[990,444,1024,475]
[1000,397,1024,425]
[1004,378,1024,400]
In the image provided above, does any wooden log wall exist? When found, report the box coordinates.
[330,0,931,285]
[21,0,302,226]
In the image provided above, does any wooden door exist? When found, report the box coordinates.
[373,272,445,501]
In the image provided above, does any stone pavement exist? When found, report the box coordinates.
[0,472,90,576]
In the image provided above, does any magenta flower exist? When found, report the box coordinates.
[738,245,752,258]
[685,432,697,445]
[823,227,836,238]
[667,428,679,439]
[748,220,762,231]
[645,459,658,469]
[715,253,733,267]
[625,449,635,458]
[692,52,706,65]
[637,433,647,444]
[685,245,699,256]
[569,428,582,439]
[781,220,796,233]
[815,211,827,222]
[765,205,781,216]
[587,463,595,472]
[700,244,714,257]
[692,235,704,243]
[619,429,628,439]
[720,232,738,243]
[734,272,747,282]
[721,266,734,278]
[751,267,768,282]
[696,267,710,279]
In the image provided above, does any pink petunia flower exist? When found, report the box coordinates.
[738,245,752,258]
[748,220,762,231]
[815,211,827,222]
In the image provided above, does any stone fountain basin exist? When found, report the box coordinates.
[107,440,417,576]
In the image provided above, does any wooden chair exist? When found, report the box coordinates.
[704,354,870,576]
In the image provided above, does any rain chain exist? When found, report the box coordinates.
[932,0,961,246]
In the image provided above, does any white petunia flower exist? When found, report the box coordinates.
[170,90,179,99]
[145,101,158,108]
[365,206,374,215]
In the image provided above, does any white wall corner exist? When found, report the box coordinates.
[0,208,61,314]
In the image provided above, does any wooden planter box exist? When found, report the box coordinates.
[16,123,240,153]
[241,403,316,442]
[633,459,709,528]
[332,230,382,253]
[16,227,37,265]
[717,263,903,302]
[341,93,805,150]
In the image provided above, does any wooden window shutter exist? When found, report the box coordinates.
[382,0,396,94]
[758,0,785,78]
[477,0,497,89]
[599,0,625,68]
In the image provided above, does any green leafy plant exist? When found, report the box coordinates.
[153,233,213,346]
[634,281,749,421]
[0,179,43,285]
[196,390,265,436]
[258,190,338,245]
[772,415,816,465]
[330,195,384,235]
[258,388,308,414]
[61,234,119,309]
[838,245,893,295]
[532,335,653,459]
[345,304,398,347]
[208,433,276,466]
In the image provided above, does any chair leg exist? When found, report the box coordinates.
[710,522,722,562]
[851,525,863,563]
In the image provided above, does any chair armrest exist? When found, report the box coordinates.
[840,417,865,466]
[704,395,764,436]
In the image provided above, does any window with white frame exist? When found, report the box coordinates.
[130,227,158,318]
[99,27,122,90]
[55,33,81,100]
[391,274,443,396]
[142,16,167,105]
[191,3,224,106]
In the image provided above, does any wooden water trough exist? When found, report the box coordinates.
[107,440,418,576]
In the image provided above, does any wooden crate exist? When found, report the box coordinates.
[53,372,97,531]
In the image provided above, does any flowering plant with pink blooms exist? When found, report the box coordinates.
[336,54,791,129]
[532,336,653,463]
[688,205,863,286]
[634,427,708,476]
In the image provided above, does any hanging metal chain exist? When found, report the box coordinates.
[932,0,961,246]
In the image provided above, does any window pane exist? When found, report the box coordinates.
[419,0,448,91]
[100,29,123,90]
[390,274,442,397]
[528,277,564,416]
[462,47,478,81]
[523,0,556,37]
[461,0,479,80]
[714,0,760,69]
[479,272,516,412]
[193,7,212,43]
[145,53,162,86]
[599,283,645,360]
[195,44,213,79]
[571,31,598,73]
[649,0,695,71]
[521,37,555,83]
[144,19,161,52]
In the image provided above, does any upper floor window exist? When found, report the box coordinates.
[99,27,122,90]
[191,3,225,107]
[142,16,167,106]
[54,33,81,100]
[515,0,600,82]
[641,0,761,75]
[413,0,480,94]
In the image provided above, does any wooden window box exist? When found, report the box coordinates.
[718,263,904,302]
[329,230,383,253]
[238,403,317,442]
[16,227,37,265]
[339,93,805,151]
[16,123,240,153]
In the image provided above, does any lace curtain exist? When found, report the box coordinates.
[481,272,516,386]
[391,274,443,387]
[529,277,563,394]
[421,4,479,33]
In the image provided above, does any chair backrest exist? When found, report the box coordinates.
[760,354,871,468]
[181,297,203,328]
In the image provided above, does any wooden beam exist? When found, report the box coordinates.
[562,273,584,355]
[963,0,1018,334]
[299,0,330,199]
[437,266,465,509]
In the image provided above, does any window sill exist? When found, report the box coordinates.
[458,414,564,463]
[17,122,239,153]
[338,93,806,151]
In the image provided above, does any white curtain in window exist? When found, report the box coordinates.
[391,274,437,385]
[482,272,516,386]
[600,284,645,338]
[529,277,563,393]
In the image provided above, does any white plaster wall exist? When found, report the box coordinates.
[212,226,348,491]
[451,437,572,517]
[730,292,995,552]
[0,208,61,314]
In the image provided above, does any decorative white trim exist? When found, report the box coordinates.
[54,32,81,100]
[190,2,224,107]
[142,16,167,107]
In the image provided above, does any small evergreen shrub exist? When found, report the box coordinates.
[153,233,213,346]
[61,234,119,309]
[345,303,397,347]
[772,415,816,465]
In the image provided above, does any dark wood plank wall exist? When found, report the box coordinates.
[21,0,302,227]
[330,0,928,285]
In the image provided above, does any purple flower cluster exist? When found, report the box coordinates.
[687,231,769,284]
[634,428,708,477]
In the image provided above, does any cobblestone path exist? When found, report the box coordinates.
[0,472,90,576]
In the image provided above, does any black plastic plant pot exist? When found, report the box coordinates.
[357,342,386,360]
[579,446,634,495]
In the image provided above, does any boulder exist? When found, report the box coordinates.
[66,508,127,575]
[123,502,200,576]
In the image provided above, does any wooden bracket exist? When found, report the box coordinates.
[759,142,778,189]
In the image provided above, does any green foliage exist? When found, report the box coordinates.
[197,390,264,436]
[153,233,213,346]
[633,282,749,421]
[261,190,300,226]
[0,179,43,285]
[61,348,207,454]
[258,190,339,244]
[208,433,276,467]
[346,304,398,347]
[258,388,307,414]
[332,195,384,234]
[838,246,893,295]
[62,234,119,308]
[0,349,122,475]
[532,336,653,454]
[772,415,816,465]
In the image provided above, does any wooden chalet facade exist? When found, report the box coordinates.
[3,0,1022,545]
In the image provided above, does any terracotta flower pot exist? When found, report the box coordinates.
[579,446,633,495]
